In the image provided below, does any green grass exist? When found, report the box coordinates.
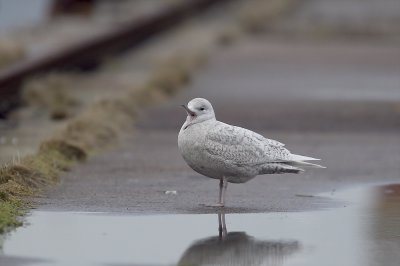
[0,199,25,234]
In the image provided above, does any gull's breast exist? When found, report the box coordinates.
[178,123,222,179]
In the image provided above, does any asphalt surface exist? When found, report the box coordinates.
[273,0,400,37]
[37,38,400,213]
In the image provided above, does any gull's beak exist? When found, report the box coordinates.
[180,105,196,116]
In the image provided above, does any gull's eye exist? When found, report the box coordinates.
[200,107,205,111]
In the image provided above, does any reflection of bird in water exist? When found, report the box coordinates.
[178,212,300,266]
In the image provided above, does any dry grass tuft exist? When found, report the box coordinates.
[216,27,242,46]
[0,178,34,198]
[39,139,87,163]
[0,137,89,208]
[128,85,168,107]
[59,100,134,153]
[0,138,88,232]
[129,53,207,107]
[149,62,191,95]
[61,117,119,153]
[239,0,296,34]
[0,165,47,188]
[22,73,80,120]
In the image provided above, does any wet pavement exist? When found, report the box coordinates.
[36,38,400,213]
[2,184,400,266]
[33,129,398,214]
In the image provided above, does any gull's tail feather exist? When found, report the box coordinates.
[286,160,326,169]
[290,154,320,161]
[285,153,325,168]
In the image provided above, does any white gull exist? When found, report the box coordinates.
[178,98,324,207]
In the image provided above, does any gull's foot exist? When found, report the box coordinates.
[199,203,225,208]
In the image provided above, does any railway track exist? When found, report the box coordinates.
[0,0,231,118]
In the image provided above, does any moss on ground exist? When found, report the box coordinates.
[0,182,30,234]
[0,200,25,234]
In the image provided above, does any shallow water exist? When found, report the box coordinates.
[1,184,400,266]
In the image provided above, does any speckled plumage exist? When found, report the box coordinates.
[178,98,324,206]
[178,98,323,185]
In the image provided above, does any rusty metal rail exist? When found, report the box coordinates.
[0,0,231,118]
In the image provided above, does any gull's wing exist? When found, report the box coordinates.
[205,122,291,166]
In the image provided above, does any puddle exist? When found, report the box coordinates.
[1,184,400,266]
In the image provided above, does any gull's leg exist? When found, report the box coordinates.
[200,178,225,207]
[221,176,228,207]
[218,177,223,205]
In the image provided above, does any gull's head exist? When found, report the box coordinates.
[181,98,215,129]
